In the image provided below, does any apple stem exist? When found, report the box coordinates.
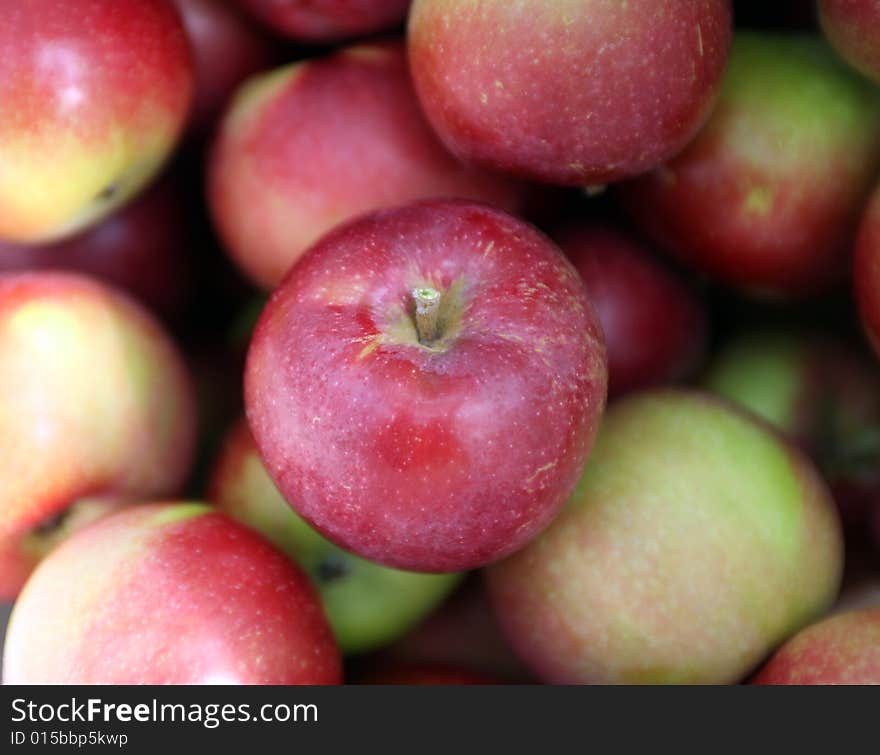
[413,287,442,345]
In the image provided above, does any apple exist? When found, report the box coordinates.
[0,173,190,321]
[819,0,880,82]
[208,40,525,290]
[407,0,732,186]
[751,609,880,685]
[2,503,342,684]
[0,272,197,592]
[617,33,880,296]
[855,182,880,358]
[173,0,279,135]
[235,0,410,42]
[487,389,844,684]
[555,223,708,396]
[245,199,608,572]
[208,418,462,654]
[361,666,500,685]
[0,0,193,243]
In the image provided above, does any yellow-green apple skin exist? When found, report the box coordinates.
[0,0,194,243]
[2,503,342,684]
[0,273,197,594]
[208,419,462,654]
[487,390,844,684]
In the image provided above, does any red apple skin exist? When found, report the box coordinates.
[236,0,410,42]
[246,200,608,573]
[0,175,190,321]
[408,0,732,186]
[173,0,278,135]
[209,41,525,290]
[856,184,880,358]
[820,0,880,83]
[0,0,194,243]
[618,33,880,297]
[2,503,342,684]
[0,273,197,542]
[752,609,880,685]
[362,666,501,685]
[555,224,708,396]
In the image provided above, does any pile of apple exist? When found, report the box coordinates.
[1,0,879,686]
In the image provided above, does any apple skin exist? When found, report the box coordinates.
[751,609,880,685]
[855,183,880,358]
[0,273,197,546]
[208,418,462,655]
[245,199,608,573]
[407,0,732,186]
[617,33,880,297]
[2,503,342,684]
[0,0,194,243]
[819,0,880,83]
[235,0,410,42]
[0,174,190,321]
[487,390,844,685]
[703,331,880,536]
[555,223,708,396]
[173,0,278,135]
[208,40,524,290]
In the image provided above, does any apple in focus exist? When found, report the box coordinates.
[245,200,608,572]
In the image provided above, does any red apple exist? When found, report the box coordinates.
[617,33,880,296]
[752,609,880,685]
[245,200,608,572]
[820,0,880,82]
[856,182,880,358]
[235,0,410,42]
[0,174,190,321]
[2,503,342,684]
[0,0,194,243]
[209,40,524,290]
[555,223,708,396]
[408,0,732,186]
[0,273,197,593]
[173,0,279,135]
